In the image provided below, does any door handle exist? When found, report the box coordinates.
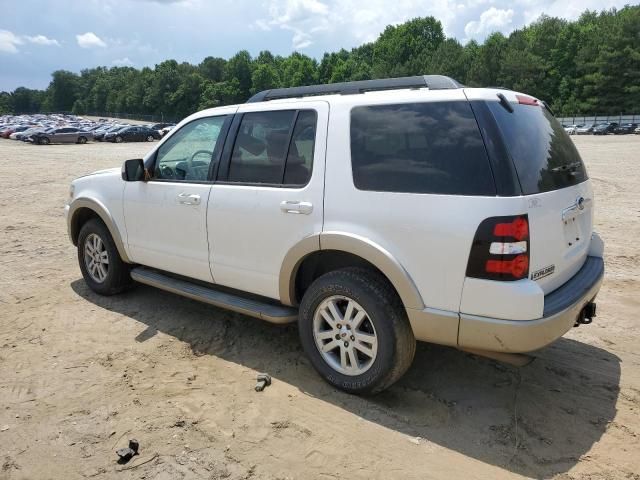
[177,193,201,205]
[280,200,313,215]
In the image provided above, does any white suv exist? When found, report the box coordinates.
[65,75,604,394]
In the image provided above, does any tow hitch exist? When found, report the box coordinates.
[575,302,597,326]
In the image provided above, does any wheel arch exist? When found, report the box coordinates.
[279,232,424,310]
[68,198,131,263]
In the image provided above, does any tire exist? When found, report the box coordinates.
[298,267,416,394]
[115,136,123,143]
[77,218,132,295]
[40,137,50,145]
[77,136,87,144]
[146,135,154,142]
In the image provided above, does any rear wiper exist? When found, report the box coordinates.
[550,162,582,174]
[496,93,514,113]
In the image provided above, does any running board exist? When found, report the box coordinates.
[130,267,298,324]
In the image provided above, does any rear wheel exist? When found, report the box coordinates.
[146,135,155,142]
[77,218,132,295]
[77,136,87,144]
[298,267,416,394]
[115,136,123,143]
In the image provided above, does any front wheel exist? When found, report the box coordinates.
[146,135,155,142]
[115,136,123,143]
[77,218,132,295]
[40,137,50,145]
[77,136,87,144]
[298,267,416,395]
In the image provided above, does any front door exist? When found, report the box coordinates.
[208,101,328,300]
[123,112,233,282]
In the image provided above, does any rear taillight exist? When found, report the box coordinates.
[466,215,530,281]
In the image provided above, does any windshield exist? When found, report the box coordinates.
[487,101,588,195]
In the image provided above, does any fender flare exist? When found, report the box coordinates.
[279,231,424,310]
[67,197,132,263]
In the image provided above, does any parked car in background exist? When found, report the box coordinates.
[635,126,640,134]
[94,125,128,142]
[149,122,175,131]
[592,122,618,135]
[564,124,580,135]
[11,126,41,140]
[25,127,55,142]
[31,127,93,145]
[104,126,160,143]
[7,126,33,139]
[1,125,26,138]
[613,123,638,134]
[160,125,175,137]
[575,124,595,135]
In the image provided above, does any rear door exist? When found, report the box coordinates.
[207,101,328,300]
[482,95,593,294]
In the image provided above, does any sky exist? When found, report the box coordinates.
[0,0,635,91]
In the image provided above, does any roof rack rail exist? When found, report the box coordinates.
[246,75,463,103]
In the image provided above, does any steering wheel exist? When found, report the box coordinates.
[160,164,175,179]
[188,150,213,180]
[189,150,212,166]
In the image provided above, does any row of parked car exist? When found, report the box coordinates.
[0,113,176,145]
[563,122,639,135]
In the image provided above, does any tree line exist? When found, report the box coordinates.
[1,5,638,119]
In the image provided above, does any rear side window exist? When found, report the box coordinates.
[284,110,316,185]
[350,101,495,195]
[229,111,295,184]
[486,102,587,194]
[228,110,316,186]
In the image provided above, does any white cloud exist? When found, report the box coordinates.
[112,57,134,66]
[0,30,23,54]
[255,0,461,50]
[464,7,514,40]
[24,35,60,46]
[256,0,330,49]
[76,32,107,48]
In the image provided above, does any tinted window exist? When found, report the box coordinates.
[487,102,587,194]
[283,110,317,185]
[350,101,495,195]
[228,111,296,184]
[154,116,227,182]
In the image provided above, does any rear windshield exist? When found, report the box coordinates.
[487,101,587,195]
[350,101,496,195]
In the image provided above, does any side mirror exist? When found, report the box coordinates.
[121,158,145,181]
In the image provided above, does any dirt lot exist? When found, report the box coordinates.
[0,136,638,480]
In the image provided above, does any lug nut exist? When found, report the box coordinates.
[336,324,342,329]
[335,334,340,340]
[344,341,349,347]
[350,335,355,341]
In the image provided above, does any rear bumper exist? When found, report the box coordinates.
[457,256,604,353]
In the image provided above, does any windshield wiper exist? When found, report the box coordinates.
[550,162,582,174]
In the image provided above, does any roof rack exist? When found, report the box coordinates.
[246,75,463,103]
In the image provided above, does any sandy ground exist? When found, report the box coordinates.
[0,135,638,480]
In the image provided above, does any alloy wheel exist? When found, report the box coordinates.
[313,295,378,376]
[84,233,109,283]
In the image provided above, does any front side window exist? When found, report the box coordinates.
[154,116,227,182]
[350,101,495,195]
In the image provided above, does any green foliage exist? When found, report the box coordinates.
[2,5,639,118]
